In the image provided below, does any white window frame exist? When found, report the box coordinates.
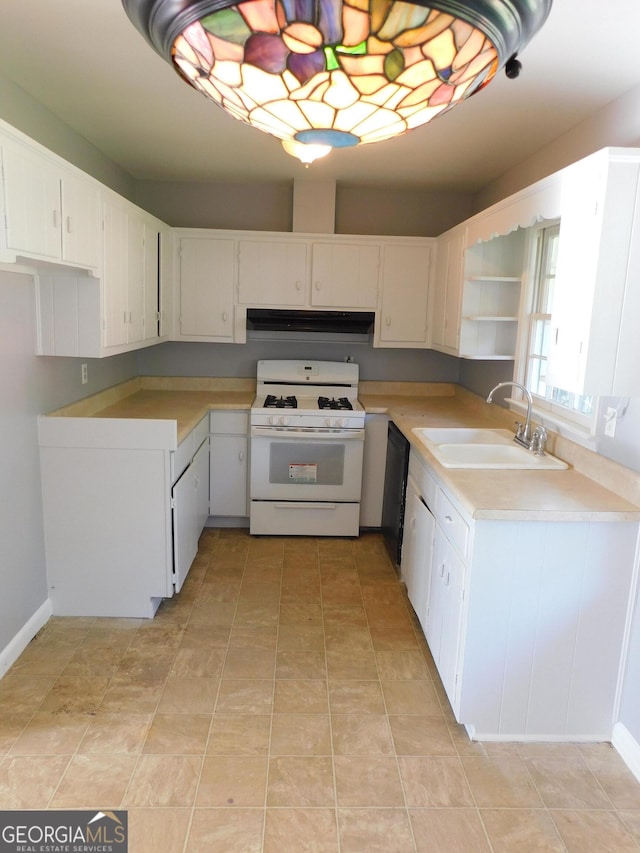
[513,220,599,447]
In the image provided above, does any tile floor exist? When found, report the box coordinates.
[1,529,640,851]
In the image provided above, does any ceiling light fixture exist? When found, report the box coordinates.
[122,0,552,165]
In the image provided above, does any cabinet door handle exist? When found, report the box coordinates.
[444,570,451,587]
[52,209,59,229]
[66,216,72,234]
[295,281,302,291]
[238,449,244,462]
[385,316,391,327]
[222,311,228,322]
[444,514,453,523]
[439,562,445,578]
[315,280,321,290]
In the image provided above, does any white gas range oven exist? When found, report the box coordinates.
[249,360,365,536]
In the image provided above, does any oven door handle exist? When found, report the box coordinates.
[274,502,338,509]
[251,426,364,440]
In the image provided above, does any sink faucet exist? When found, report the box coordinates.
[486,381,534,449]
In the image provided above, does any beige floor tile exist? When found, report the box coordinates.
[375,650,431,680]
[582,750,640,809]
[267,756,335,806]
[10,711,91,755]
[179,621,233,646]
[324,624,372,652]
[143,713,211,754]
[277,622,326,651]
[264,807,339,852]
[100,675,166,714]
[334,755,404,807]
[157,677,219,714]
[185,807,264,852]
[279,602,323,625]
[399,756,475,807]
[229,624,279,650]
[196,754,268,806]
[276,650,327,679]
[0,712,28,755]
[0,673,57,713]
[0,754,70,808]
[50,753,136,808]
[338,808,415,852]
[618,810,640,843]
[124,754,202,807]
[410,808,491,852]
[321,582,363,607]
[10,643,77,676]
[369,624,420,651]
[115,647,176,680]
[39,675,110,715]
[223,646,276,678]
[326,649,378,680]
[551,809,638,851]
[215,679,274,714]
[234,600,281,626]
[525,756,614,809]
[389,715,456,755]
[322,605,368,627]
[381,679,442,715]
[328,680,385,714]
[207,714,271,755]
[128,808,192,853]
[274,678,329,713]
[462,756,544,808]
[331,714,394,755]
[481,808,566,852]
[169,647,226,678]
[61,644,128,677]
[79,712,152,754]
[271,713,332,756]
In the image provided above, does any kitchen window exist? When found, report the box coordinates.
[520,222,595,431]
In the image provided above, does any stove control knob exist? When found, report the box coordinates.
[269,415,277,425]
[280,416,290,426]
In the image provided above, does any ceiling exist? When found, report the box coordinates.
[1,1,640,192]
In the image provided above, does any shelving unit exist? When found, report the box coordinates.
[459,230,526,359]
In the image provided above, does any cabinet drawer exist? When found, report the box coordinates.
[435,489,469,558]
[193,414,209,448]
[408,451,437,511]
[210,410,249,434]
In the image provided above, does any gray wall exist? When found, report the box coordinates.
[0,270,138,656]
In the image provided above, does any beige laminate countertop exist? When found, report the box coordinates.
[359,392,640,522]
[47,379,640,523]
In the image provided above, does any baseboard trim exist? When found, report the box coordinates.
[612,722,640,783]
[0,600,52,680]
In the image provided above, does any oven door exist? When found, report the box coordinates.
[250,427,365,501]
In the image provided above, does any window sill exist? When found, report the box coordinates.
[506,397,597,450]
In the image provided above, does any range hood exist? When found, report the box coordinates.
[246,309,374,342]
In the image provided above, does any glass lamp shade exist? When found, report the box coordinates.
[122,0,553,162]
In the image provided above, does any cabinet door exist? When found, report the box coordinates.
[210,434,248,517]
[2,136,61,260]
[179,237,235,339]
[427,524,464,705]
[143,221,160,342]
[310,242,379,308]
[238,239,307,305]
[127,214,145,343]
[379,244,431,345]
[172,460,199,594]
[402,477,435,632]
[194,437,210,535]
[432,228,465,353]
[102,197,129,348]
[60,168,101,268]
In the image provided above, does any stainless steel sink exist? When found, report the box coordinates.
[412,427,568,470]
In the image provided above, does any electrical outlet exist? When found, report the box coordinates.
[604,406,617,438]
[81,363,88,385]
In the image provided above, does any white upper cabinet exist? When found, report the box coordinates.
[238,238,307,306]
[177,235,235,341]
[310,242,379,308]
[377,243,432,347]
[431,225,466,355]
[1,134,100,269]
[547,148,640,396]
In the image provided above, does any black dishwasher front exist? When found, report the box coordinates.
[381,421,410,569]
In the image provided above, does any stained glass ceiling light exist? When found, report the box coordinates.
[122,0,553,164]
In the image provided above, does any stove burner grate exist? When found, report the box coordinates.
[264,394,298,409]
[318,396,353,411]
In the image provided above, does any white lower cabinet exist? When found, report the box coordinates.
[404,447,639,740]
[38,413,209,618]
[209,411,249,520]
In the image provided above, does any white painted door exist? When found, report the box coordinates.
[379,244,431,344]
[238,239,307,305]
[310,242,379,308]
[179,237,235,338]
